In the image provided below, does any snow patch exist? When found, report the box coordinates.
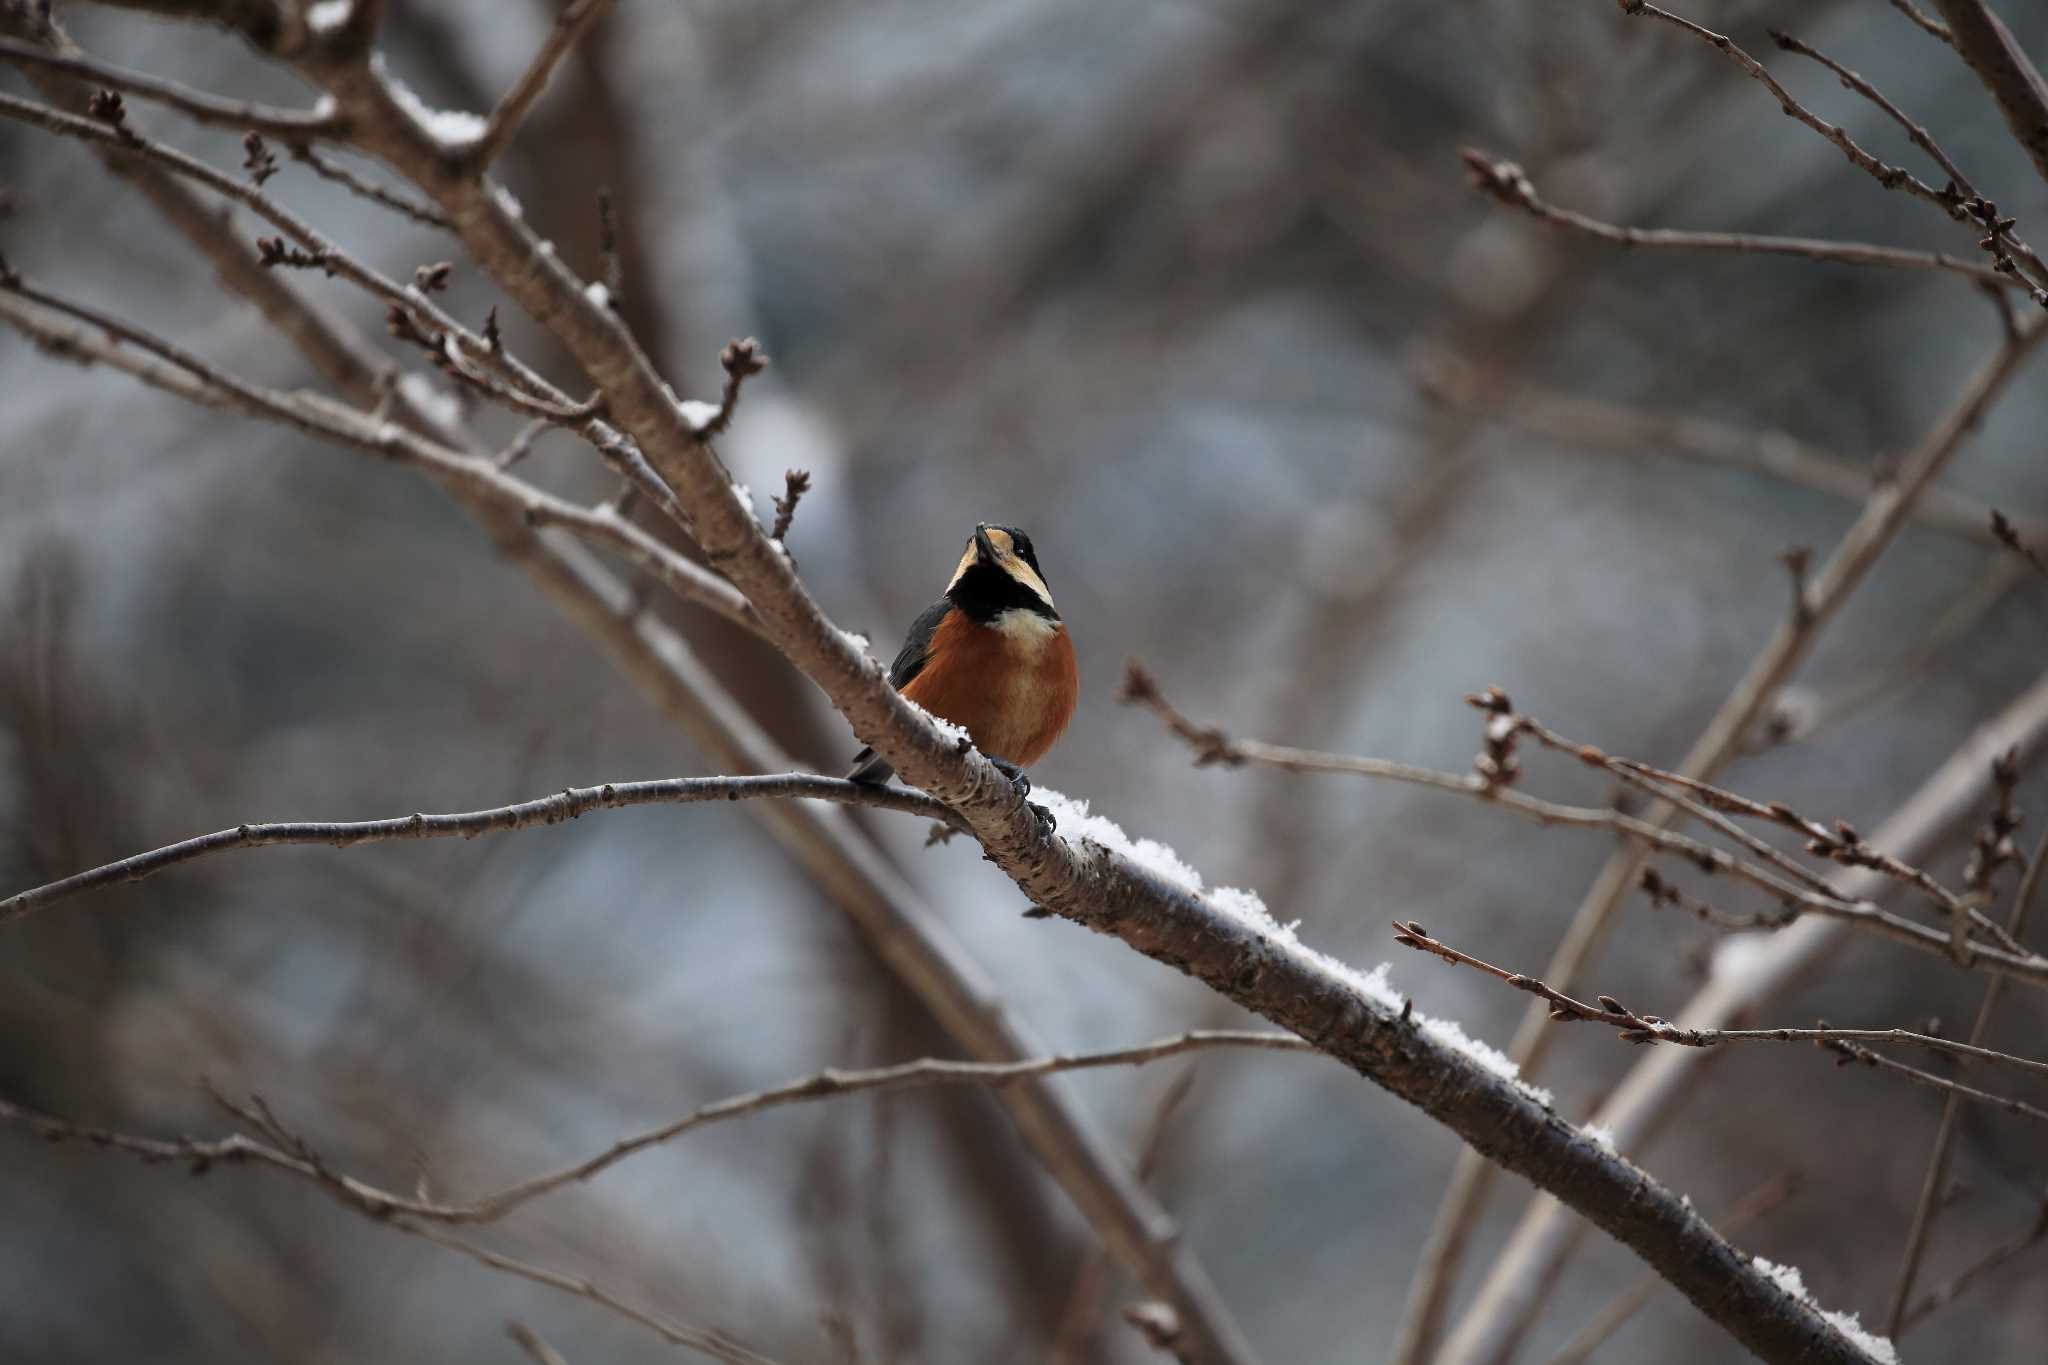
[1751,1258,1899,1364]
[585,282,612,309]
[396,373,463,432]
[676,399,722,432]
[373,54,487,146]
[306,0,352,35]
[1030,792,1552,1105]
[1583,1123,1617,1153]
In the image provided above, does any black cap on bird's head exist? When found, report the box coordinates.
[947,522,1057,622]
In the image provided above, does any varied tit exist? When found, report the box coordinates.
[848,524,1078,819]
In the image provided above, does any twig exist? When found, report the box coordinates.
[1123,664,2048,987]
[1899,1195,2048,1332]
[1768,29,1977,195]
[1890,0,1953,45]
[467,0,614,167]
[1931,0,2048,188]
[701,337,767,438]
[0,1031,1315,1228]
[1459,150,2021,292]
[506,1322,573,1365]
[1885,826,2048,1334]
[1389,921,2048,1114]
[0,36,336,136]
[0,290,761,644]
[1621,3,2048,295]
[288,140,453,229]
[0,772,964,921]
[1992,509,2048,578]
[770,469,812,542]
[1410,347,2048,551]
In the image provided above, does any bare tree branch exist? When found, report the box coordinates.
[466,0,613,169]
[1931,0,2048,187]
[0,772,967,921]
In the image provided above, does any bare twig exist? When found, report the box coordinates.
[1992,509,2048,578]
[1411,347,2048,552]
[467,0,614,168]
[0,1031,1315,1227]
[288,140,453,228]
[700,337,767,438]
[1899,1195,2048,1332]
[0,35,336,135]
[1886,826,2048,1334]
[0,772,968,921]
[1459,150,2020,292]
[506,1322,573,1365]
[1890,0,1954,44]
[1390,921,2048,1119]
[1124,664,2048,987]
[770,469,812,542]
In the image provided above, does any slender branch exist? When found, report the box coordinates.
[1459,150,2020,291]
[1411,347,2048,551]
[0,35,337,135]
[506,1322,573,1365]
[1992,509,2048,578]
[1890,0,1954,44]
[1122,664,2048,987]
[1886,826,2048,1333]
[1420,308,2047,1365]
[1899,1196,2048,1332]
[287,139,452,228]
[0,290,761,641]
[1390,921,2048,1119]
[0,773,964,921]
[466,0,613,168]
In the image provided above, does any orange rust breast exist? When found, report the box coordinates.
[900,611,1077,767]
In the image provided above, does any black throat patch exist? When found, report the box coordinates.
[947,563,1058,624]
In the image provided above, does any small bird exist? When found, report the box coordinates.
[848,524,1078,813]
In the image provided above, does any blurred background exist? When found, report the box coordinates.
[3,1,2046,1361]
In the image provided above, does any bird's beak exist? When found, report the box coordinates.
[973,524,999,563]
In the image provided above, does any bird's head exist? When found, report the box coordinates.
[946,523,1057,622]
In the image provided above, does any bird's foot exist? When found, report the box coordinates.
[989,757,1031,799]
[989,759,1055,835]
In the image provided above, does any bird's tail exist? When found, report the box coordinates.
[846,747,895,785]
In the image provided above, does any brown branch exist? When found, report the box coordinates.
[0,35,337,135]
[1124,664,2048,988]
[506,1322,573,1365]
[1459,149,2021,292]
[465,0,613,168]
[1890,0,1955,44]
[769,469,811,543]
[288,139,452,228]
[0,289,760,640]
[1931,0,2048,188]
[0,773,967,921]
[1540,1173,1800,1365]
[1391,922,2048,1117]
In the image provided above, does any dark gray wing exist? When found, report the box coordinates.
[848,599,953,782]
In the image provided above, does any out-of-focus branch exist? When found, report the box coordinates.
[1620,1,2048,294]
[1931,0,2048,187]
[0,772,966,921]
[1891,0,1955,44]
[1459,149,2020,291]
[1412,347,2048,551]
[1899,1195,2048,1333]
[465,0,613,169]
[1992,509,2048,577]
[1886,826,2048,1333]
[1433,666,2048,1365]
[0,289,760,637]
